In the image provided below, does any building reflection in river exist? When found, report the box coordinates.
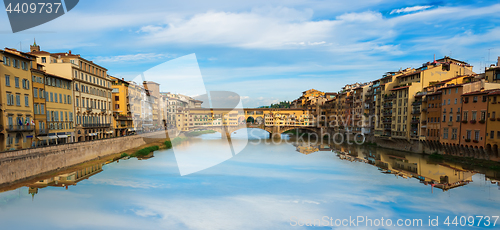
[28,163,105,198]
[294,140,487,191]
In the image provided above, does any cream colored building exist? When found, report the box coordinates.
[30,43,113,142]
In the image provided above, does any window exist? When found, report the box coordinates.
[483,96,487,102]
[34,88,38,98]
[473,96,478,102]
[464,97,469,103]
[457,114,461,122]
[443,128,449,139]
[59,94,62,103]
[448,99,450,105]
[14,77,19,88]
[15,94,20,106]
[452,128,457,140]
[443,114,446,122]
[6,93,13,105]
[50,92,53,102]
[472,111,477,120]
[475,131,480,141]
[481,111,486,121]
[3,56,11,65]
[455,98,457,104]
[449,115,453,122]
[41,57,46,63]
[24,95,29,107]
[12,59,19,68]
[54,93,58,103]
[466,130,471,140]
[41,104,45,114]
[5,75,10,86]
[491,131,495,139]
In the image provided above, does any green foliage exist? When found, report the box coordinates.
[120,153,129,158]
[164,140,172,149]
[131,146,159,157]
[260,101,291,109]
[429,153,444,160]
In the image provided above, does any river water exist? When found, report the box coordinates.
[0,129,499,229]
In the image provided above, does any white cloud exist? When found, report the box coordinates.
[390,5,432,14]
[94,53,176,63]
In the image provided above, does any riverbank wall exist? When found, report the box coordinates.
[0,131,173,186]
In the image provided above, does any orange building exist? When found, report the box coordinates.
[425,91,442,142]
[460,90,491,151]
[440,85,464,147]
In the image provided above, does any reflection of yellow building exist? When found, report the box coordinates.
[110,76,133,136]
[333,144,475,191]
[0,48,36,151]
[44,73,75,144]
[28,163,104,197]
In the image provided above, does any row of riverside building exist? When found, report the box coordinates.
[291,56,500,156]
[0,42,202,151]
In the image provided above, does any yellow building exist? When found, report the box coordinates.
[31,63,47,146]
[44,73,75,144]
[30,43,113,142]
[388,57,474,140]
[0,48,36,150]
[110,76,133,136]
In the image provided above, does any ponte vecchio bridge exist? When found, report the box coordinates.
[174,108,328,138]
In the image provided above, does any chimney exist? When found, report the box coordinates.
[122,78,124,81]
[497,56,500,66]
[69,50,71,54]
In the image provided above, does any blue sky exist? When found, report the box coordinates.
[1,0,500,107]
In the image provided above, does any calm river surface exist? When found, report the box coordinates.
[0,129,499,229]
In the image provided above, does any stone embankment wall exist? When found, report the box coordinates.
[0,131,170,186]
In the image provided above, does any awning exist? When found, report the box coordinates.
[37,136,58,140]
[57,135,70,138]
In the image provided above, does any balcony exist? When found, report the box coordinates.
[384,94,396,100]
[82,123,111,128]
[383,113,393,117]
[383,120,392,124]
[412,101,422,106]
[383,104,393,109]
[101,109,107,113]
[411,110,421,115]
[86,107,92,112]
[411,120,420,124]
[6,125,34,132]
[116,115,133,121]
[35,128,48,135]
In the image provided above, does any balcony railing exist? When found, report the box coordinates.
[35,128,48,135]
[6,125,34,131]
[411,110,421,115]
[82,123,111,128]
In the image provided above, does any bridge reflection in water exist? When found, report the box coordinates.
[292,141,500,192]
